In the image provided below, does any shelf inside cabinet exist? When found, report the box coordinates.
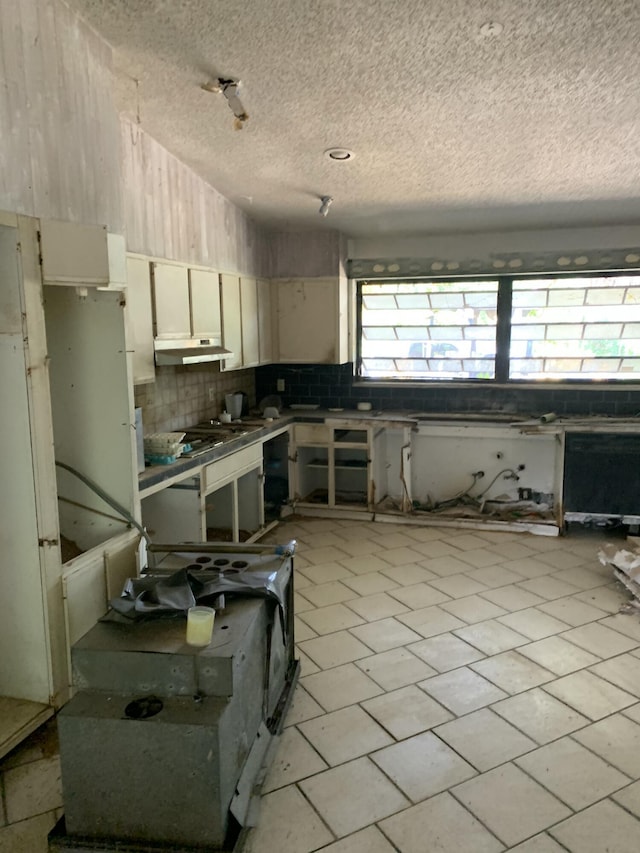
[305,460,367,470]
[0,697,53,761]
[334,490,368,506]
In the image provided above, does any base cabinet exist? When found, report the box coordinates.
[290,422,378,512]
[141,444,266,544]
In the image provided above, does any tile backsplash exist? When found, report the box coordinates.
[256,363,640,417]
[134,364,255,433]
[134,361,640,433]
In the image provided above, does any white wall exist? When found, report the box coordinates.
[0,0,122,231]
[0,0,271,278]
[121,118,269,275]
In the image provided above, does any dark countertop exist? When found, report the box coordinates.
[138,415,295,495]
[138,408,419,495]
[139,409,640,495]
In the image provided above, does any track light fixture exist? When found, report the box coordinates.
[201,77,249,130]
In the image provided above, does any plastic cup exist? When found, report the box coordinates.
[186,606,215,647]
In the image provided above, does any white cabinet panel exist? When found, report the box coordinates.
[40,219,109,286]
[220,273,243,370]
[258,278,273,364]
[125,256,155,385]
[275,277,348,363]
[240,276,260,367]
[101,233,127,291]
[0,224,22,333]
[202,443,262,493]
[190,268,221,339]
[293,424,331,443]
[152,262,190,339]
[218,274,272,370]
[0,334,51,703]
[142,479,203,542]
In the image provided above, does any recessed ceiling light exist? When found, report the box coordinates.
[325,148,355,161]
[479,21,503,38]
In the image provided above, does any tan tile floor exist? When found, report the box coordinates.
[245,518,640,853]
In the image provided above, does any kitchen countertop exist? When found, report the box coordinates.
[139,409,640,496]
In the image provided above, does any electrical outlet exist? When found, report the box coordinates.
[277,378,285,392]
[208,387,216,402]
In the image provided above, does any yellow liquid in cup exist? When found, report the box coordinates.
[186,607,215,646]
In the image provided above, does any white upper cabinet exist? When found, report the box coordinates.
[257,278,273,364]
[125,256,155,385]
[220,273,243,370]
[275,277,349,363]
[190,268,222,339]
[101,233,127,291]
[220,274,274,371]
[151,261,190,339]
[240,276,260,368]
[39,219,109,286]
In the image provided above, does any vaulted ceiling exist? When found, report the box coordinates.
[72,0,640,236]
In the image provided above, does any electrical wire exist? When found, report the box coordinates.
[475,467,520,499]
[55,460,151,546]
[426,470,484,511]
[421,467,520,513]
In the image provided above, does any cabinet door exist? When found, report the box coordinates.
[125,256,155,385]
[39,219,109,286]
[220,273,243,370]
[257,278,273,364]
[152,262,190,339]
[276,278,346,363]
[190,268,221,339]
[240,277,260,367]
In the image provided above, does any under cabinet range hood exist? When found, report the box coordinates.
[153,337,232,366]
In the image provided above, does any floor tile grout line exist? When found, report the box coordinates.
[564,728,638,780]
[298,753,411,843]
[447,759,582,847]
[512,750,634,815]
[583,652,640,699]
[289,779,339,846]
[371,821,405,853]
[433,776,518,850]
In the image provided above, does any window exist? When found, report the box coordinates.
[357,274,640,382]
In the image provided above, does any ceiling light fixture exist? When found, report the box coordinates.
[324,148,355,162]
[319,196,333,217]
[201,77,249,130]
[479,21,503,38]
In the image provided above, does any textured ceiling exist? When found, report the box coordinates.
[71,0,640,236]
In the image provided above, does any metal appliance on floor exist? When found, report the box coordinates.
[49,541,299,853]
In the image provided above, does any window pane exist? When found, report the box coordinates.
[509,276,640,379]
[360,280,498,380]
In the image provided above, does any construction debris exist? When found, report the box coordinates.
[598,539,640,609]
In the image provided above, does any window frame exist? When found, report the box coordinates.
[355,271,640,386]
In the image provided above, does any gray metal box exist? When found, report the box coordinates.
[72,597,268,698]
[58,690,257,848]
[59,597,286,847]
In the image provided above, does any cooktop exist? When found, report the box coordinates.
[180,420,262,457]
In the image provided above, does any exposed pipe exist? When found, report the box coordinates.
[55,460,151,547]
